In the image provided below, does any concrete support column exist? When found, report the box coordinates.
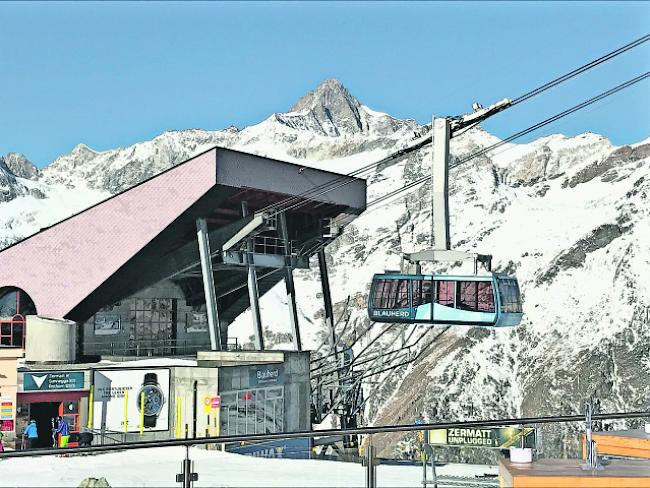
[318,248,339,411]
[242,202,264,350]
[279,212,301,351]
[432,117,451,250]
[196,218,221,351]
[317,248,335,355]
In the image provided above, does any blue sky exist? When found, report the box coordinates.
[1,1,649,168]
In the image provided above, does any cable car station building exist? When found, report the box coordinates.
[0,147,366,449]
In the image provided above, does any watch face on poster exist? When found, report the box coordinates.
[138,384,165,417]
[94,369,170,432]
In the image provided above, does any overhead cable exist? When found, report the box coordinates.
[512,33,650,106]
[258,34,649,217]
[367,71,650,210]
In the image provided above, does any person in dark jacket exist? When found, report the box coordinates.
[22,420,38,449]
[53,416,70,448]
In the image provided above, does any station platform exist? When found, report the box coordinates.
[498,458,650,487]
[583,429,650,459]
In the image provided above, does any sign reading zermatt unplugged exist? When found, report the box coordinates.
[93,369,170,432]
[429,427,535,449]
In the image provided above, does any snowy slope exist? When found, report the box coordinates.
[0,446,497,487]
[2,79,649,460]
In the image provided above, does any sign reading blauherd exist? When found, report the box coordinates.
[23,372,85,391]
[249,364,285,387]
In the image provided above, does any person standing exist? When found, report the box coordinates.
[22,420,38,449]
[53,416,70,448]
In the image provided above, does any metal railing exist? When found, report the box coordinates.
[251,235,297,255]
[83,337,241,359]
[1,410,647,459]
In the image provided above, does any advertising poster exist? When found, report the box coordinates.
[94,314,121,335]
[93,369,170,432]
[0,397,14,431]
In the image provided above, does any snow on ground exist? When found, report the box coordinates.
[0,447,497,487]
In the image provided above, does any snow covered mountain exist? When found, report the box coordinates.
[2,79,649,460]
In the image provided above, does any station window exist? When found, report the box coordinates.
[0,287,36,348]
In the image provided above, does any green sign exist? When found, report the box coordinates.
[429,427,535,449]
[24,371,85,391]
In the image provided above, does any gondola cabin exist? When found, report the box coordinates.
[368,273,522,327]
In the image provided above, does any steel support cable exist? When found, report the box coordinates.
[347,322,398,367]
[319,325,448,389]
[321,354,411,418]
[264,135,432,218]
[311,324,423,380]
[310,321,396,374]
[353,326,451,383]
[311,296,351,356]
[3,411,648,458]
[512,33,650,106]
[320,336,415,416]
[256,134,431,217]
[261,36,650,218]
[311,319,380,365]
[366,71,650,210]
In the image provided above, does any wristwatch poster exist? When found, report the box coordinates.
[137,372,166,428]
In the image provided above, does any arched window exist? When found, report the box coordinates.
[0,287,36,348]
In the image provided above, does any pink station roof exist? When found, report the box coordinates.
[0,148,217,319]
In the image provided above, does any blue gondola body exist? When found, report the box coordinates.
[368,273,522,327]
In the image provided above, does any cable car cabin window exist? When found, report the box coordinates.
[436,281,455,307]
[457,282,478,311]
[413,280,433,307]
[396,280,410,307]
[498,279,522,313]
[372,279,410,309]
[477,282,496,313]
[372,280,389,308]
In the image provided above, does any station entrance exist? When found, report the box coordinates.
[27,402,59,448]
[16,392,84,449]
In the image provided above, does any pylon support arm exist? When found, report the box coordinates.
[404,249,492,273]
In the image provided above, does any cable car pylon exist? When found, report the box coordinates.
[368,98,523,328]
[404,98,511,272]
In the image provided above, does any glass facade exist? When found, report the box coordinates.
[220,386,284,435]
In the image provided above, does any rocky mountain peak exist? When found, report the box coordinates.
[290,78,361,114]
[70,143,97,157]
[279,78,413,137]
[1,152,40,180]
[283,79,365,136]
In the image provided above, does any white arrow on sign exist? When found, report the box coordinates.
[31,374,48,389]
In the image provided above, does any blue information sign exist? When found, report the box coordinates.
[24,371,85,391]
